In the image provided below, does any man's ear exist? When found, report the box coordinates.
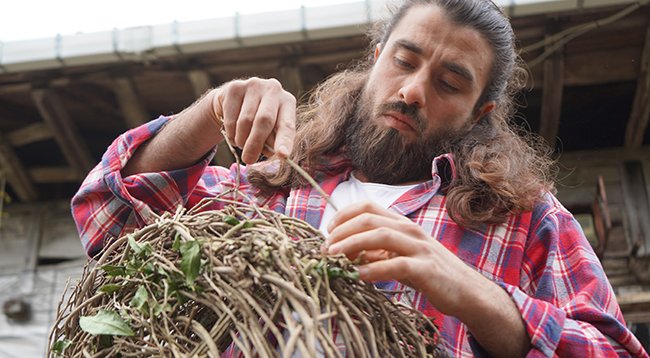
[473,101,495,124]
[374,44,382,62]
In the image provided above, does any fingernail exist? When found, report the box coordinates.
[328,243,341,254]
[278,145,289,156]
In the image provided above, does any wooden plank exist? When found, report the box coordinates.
[529,46,639,88]
[28,166,81,183]
[278,64,304,96]
[621,311,650,324]
[31,89,95,178]
[208,60,280,76]
[558,147,650,168]
[617,291,650,312]
[0,83,31,94]
[620,161,650,257]
[625,22,650,148]
[538,21,565,149]
[187,70,213,98]
[0,132,38,201]
[7,122,53,147]
[186,71,234,167]
[112,77,149,129]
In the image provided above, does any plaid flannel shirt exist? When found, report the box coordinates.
[72,116,647,357]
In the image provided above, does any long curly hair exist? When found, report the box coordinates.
[249,0,556,227]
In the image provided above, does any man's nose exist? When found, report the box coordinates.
[398,74,427,108]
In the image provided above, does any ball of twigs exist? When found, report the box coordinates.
[48,201,441,357]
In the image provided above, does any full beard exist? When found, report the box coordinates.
[345,89,471,185]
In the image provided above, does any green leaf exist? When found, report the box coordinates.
[180,240,201,284]
[99,284,121,294]
[242,221,253,229]
[128,235,152,257]
[326,267,359,280]
[143,262,155,275]
[125,261,140,276]
[130,286,149,314]
[101,265,126,277]
[172,232,181,252]
[97,335,113,350]
[223,215,240,226]
[79,310,134,336]
[52,339,71,354]
[152,302,171,316]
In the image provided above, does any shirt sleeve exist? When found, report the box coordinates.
[499,195,647,357]
[71,115,234,258]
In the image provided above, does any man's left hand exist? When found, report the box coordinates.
[324,200,476,317]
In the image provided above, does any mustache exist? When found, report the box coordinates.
[377,101,426,132]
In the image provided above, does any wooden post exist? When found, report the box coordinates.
[112,77,149,128]
[0,132,38,201]
[31,89,95,178]
[187,70,213,98]
[539,21,565,150]
[7,122,53,147]
[625,23,650,148]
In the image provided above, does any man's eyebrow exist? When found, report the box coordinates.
[443,62,474,83]
[394,39,423,55]
[394,39,475,84]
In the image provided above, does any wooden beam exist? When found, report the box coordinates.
[0,83,31,94]
[7,122,53,147]
[278,63,304,97]
[185,70,235,167]
[187,70,213,98]
[299,49,365,66]
[29,166,82,183]
[112,77,149,128]
[539,22,565,149]
[31,89,95,178]
[625,23,650,148]
[0,132,38,201]
[620,161,650,257]
[208,60,280,76]
[558,147,650,168]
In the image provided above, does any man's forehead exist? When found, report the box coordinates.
[384,4,494,89]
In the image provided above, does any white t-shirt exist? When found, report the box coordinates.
[318,172,418,236]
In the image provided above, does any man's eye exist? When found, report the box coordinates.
[394,57,414,69]
[440,80,459,93]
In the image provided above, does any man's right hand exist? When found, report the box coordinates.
[212,77,296,164]
[122,77,296,176]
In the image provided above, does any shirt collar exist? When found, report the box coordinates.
[432,153,456,191]
[312,152,457,188]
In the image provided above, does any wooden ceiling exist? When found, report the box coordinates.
[0,3,648,202]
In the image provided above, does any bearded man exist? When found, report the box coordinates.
[72,0,647,356]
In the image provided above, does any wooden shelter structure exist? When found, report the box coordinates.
[0,0,649,353]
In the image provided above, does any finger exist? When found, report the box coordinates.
[241,95,279,164]
[357,256,412,282]
[327,211,411,248]
[221,82,245,144]
[234,93,262,153]
[273,96,296,158]
[328,228,423,257]
[263,132,277,158]
[357,249,395,264]
[327,201,407,235]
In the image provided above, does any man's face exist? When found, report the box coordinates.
[347,4,495,184]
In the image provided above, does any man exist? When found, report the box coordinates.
[72,0,647,356]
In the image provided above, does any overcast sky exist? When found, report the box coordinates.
[0,0,352,42]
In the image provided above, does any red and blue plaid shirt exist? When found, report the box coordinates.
[72,116,647,357]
